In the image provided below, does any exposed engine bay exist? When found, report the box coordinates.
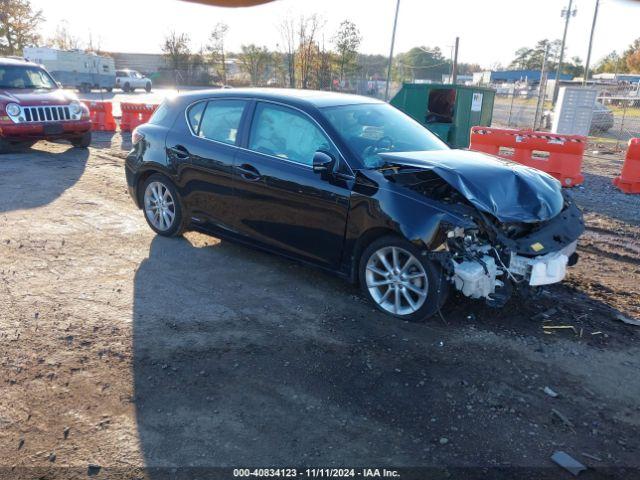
[377,149,585,306]
[441,195,583,306]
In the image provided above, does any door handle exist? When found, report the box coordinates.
[237,163,261,181]
[168,145,190,160]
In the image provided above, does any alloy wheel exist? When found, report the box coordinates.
[365,246,429,315]
[144,181,176,231]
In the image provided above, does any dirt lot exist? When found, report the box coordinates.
[1,135,639,480]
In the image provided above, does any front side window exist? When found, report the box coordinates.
[321,102,448,169]
[248,103,335,166]
[198,99,246,145]
[0,66,57,89]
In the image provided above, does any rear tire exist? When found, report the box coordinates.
[123,82,131,92]
[71,131,92,148]
[141,174,187,237]
[359,235,449,322]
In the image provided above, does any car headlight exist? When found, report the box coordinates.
[5,103,20,116]
[69,101,82,115]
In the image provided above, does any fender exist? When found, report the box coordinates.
[341,169,477,281]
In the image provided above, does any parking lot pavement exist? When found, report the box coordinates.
[1,141,640,477]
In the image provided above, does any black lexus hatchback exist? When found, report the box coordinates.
[125,89,584,321]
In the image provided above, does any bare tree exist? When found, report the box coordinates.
[47,21,83,50]
[238,44,270,86]
[296,14,323,89]
[0,0,43,56]
[317,40,333,90]
[332,20,361,86]
[206,22,229,84]
[163,31,191,71]
[278,15,296,88]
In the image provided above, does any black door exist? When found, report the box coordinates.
[166,98,248,232]
[232,101,352,268]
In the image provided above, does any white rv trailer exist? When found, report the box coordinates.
[23,47,115,92]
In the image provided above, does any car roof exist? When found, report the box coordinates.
[0,57,42,68]
[174,87,384,109]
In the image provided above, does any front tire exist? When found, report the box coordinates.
[359,236,449,322]
[71,131,92,148]
[145,82,152,92]
[141,174,187,237]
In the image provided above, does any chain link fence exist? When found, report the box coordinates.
[488,82,640,149]
[596,83,640,148]
[491,84,544,130]
[336,76,640,151]
[492,84,640,148]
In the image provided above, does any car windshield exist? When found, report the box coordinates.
[0,65,57,90]
[321,102,448,169]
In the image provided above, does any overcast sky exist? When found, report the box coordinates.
[30,0,640,68]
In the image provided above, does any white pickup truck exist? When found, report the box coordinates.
[115,69,152,92]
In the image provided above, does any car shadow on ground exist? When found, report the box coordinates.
[0,145,88,213]
[132,235,455,471]
[131,234,636,476]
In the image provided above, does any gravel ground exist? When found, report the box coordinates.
[0,136,639,480]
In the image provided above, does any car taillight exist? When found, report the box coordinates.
[132,128,145,145]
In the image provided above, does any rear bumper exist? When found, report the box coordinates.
[0,120,91,142]
[125,162,141,208]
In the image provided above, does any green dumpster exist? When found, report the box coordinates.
[390,83,495,148]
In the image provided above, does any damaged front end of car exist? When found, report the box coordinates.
[442,198,582,307]
[377,150,585,307]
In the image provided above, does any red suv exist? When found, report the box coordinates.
[0,58,92,153]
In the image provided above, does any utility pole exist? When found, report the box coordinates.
[583,0,600,85]
[451,37,459,84]
[552,0,576,105]
[534,44,550,129]
[385,0,401,101]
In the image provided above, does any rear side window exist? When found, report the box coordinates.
[148,101,171,126]
[198,100,246,145]
[187,101,206,134]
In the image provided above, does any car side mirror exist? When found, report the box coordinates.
[312,151,335,174]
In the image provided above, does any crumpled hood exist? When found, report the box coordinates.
[0,88,76,105]
[379,150,564,223]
